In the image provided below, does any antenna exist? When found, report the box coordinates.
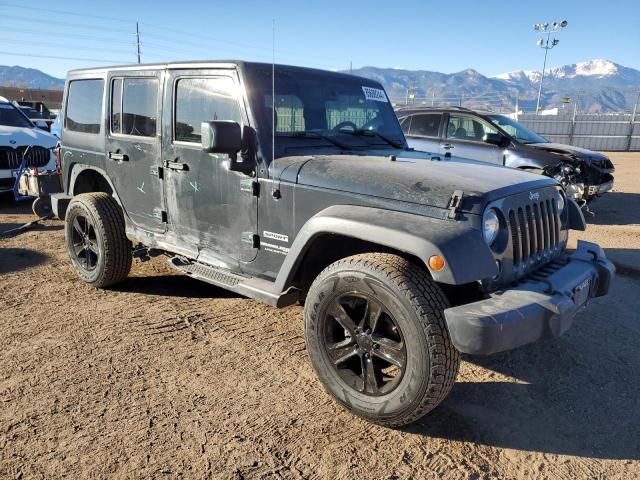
[135,22,141,64]
[272,18,275,163]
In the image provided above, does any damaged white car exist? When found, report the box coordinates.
[0,96,58,194]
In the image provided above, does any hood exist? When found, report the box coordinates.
[278,153,557,215]
[528,142,610,166]
[0,125,58,149]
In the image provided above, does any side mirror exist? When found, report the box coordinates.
[484,132,509,147]
[201,121,242,154]
[34,119,49,131]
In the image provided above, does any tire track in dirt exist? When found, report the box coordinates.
[2,202,639,479]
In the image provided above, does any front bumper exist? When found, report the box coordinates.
[444,240,615,355]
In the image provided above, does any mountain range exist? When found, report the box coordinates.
[0,65,65,90]
[1,59,639,112]
[351,59,640,113]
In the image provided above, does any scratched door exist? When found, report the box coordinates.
[105,70,166,233]
[162,68,258,263]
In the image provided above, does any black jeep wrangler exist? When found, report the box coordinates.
[52,61,614,427]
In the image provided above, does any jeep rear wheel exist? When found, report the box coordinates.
[65,193,132,288]
[304,253,460,427]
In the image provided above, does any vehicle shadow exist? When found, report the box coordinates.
[408,326,640,460]
[112,274,243,299]
[603,247,640,278]
[0,247,50,274]
[588,192,640,226]
[0,194,32,215]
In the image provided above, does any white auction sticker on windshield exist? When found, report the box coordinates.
[362,86,388,103]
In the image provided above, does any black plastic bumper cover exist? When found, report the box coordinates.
[444,240,615,355]
[50,193,72,220]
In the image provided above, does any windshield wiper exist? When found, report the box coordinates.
[341,129,404,149]
[277,131,352,150]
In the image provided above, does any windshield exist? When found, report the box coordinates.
[487,114,547,144]
[244,64,405,160]
[0,102,34,128]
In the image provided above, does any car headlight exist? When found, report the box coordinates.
[556,190,566,212]
[483,208,500,246]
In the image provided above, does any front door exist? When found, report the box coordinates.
[105,71,165,233]
[162,69,258,264]
[440,113,504,165]
[402,113,443,154]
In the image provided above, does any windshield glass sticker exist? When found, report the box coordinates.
[362,86,388,103]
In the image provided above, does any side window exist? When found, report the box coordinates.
[120,78,158,137]
[110,78,122,134]
[65,79,104,134]
[409,114,441,137]
[399,116,411,134]
[175,77,242,143]
[447,115,497,142]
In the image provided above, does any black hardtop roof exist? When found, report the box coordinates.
[67,60,374,83]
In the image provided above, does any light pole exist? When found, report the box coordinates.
[533,20,567,113]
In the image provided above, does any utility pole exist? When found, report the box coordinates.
[349,61,352,74]
[135,22,141,64]
[533,20,567,114]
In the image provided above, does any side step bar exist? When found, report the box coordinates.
[168,257,298,308]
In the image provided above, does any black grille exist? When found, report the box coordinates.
[0,146,51,169]
[507,198,561,272]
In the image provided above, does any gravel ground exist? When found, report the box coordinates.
[0,153,638,479]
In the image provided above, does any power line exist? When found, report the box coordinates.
[0,38,135,55]
[0,14,132,34]
[0,51,127,64]
[1,26,136,45]
[0,1,133,24]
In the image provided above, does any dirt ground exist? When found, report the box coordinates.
[1,153,639,479]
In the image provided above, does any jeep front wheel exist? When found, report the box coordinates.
[64,192,132,288]
[304,253,460,427]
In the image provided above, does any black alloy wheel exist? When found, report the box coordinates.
[322,293,406,396]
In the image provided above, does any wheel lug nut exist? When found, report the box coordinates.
[373,343,380,349]
[364,352,370,359]
[365,329,371,335]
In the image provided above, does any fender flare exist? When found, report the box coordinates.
[68,163,119,200]
[274,205,497,290]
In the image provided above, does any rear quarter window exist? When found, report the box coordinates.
[65,79,104,134]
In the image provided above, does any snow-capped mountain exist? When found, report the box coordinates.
[351,59,640,113]
[494,59,639,84]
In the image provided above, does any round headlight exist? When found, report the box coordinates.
[556,190,566,212]
[483,208,500,246]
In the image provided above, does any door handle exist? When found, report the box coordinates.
[442,143,454,150]
[108,151,128,161]
[164,160,189,171]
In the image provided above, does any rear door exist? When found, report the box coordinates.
[440,113,504,165]
[105,71,165,233]
[402,113,443,153]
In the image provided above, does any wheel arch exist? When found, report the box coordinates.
[68,164,115,197]
[275,205,497,292]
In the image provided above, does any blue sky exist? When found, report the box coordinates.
[1,0,639,79]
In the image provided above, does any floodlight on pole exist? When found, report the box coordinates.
[533,19,568,113]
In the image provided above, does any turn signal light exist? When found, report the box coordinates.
[428,255,445,271]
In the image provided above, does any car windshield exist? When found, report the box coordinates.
[0,102,34,128]
[244,64,405,160]
[487,114,547,144]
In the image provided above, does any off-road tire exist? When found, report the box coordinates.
[304,253,460,427]
[65,192,132,288]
